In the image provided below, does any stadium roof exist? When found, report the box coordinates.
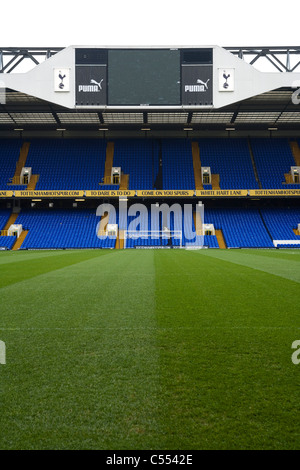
[1,46,300,133]
[0,87,300,132]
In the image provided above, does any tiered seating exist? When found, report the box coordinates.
[13,209,116,249]
[1,203,298,250]
[112,140,159,190]
[205,206,274,248]
[0,209,11,230]
[198,138,259,189]
[125,210,161,248]
[25,139,108,190]
[0,236,16,250]
[125,207,218,248]
[0,140,25,190]
[250,138,298,189]
[162,140,195,189]
[2,138,299,191]
[260,206,300,241]
[0,210,17,249]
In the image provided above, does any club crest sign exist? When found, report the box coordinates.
[218,68,235,92]
[54,68,70,92]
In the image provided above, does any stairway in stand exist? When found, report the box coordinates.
[7,141,39,188]
[211,174,220,190]
[115,230,125,249]
[12,231,29,251]
[2,212,19,231]
[215,229,227,249]
[119,173,129,190]
[8,142,31,185]
[290,140,300,166]
[103,142,114,184]
[27,174,40,190]
[191,142,203,190]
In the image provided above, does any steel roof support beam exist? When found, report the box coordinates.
[225,46,300,72]
[0,48,63,73]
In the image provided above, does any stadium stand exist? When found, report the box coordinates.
[0,209,11,230]
[0,46,300,253]
[197,138,259,190]
[112,139,159,190]
[250,138,299,189]
[260,206,300,241]
[24,139,110,190]
[0,139,26,190]
[0,236,17,250]
[205,205,274,248]
[13,209,117,249]
[1,136,300,251]
[7,202,297,250]
[1,138,299,192]
[162,139,195,190]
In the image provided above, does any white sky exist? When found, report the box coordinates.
[1,0,299,48]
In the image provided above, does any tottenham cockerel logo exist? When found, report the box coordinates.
[58,71,66,90]
[223,72,230,89]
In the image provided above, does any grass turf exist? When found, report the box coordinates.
[0,248,299,449]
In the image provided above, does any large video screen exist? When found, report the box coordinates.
[108,49,181,106]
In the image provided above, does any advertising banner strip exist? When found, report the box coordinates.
[248,189,300,197]
[85,190,136,197]
[136,190,195,197]
[195,190,248,197]
[5,189,300,198]
[14,191,85,198]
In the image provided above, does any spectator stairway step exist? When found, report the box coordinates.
[115,230,125,249]
[103,142,115,184]
[215,229,227,249]
[191,141,203,190]
[119,173,129,190]
[211,173,220,190]
[27,174,40,190]
[8,142,31,185]
[3,212,19,231]
[12,230,29,251]
[290,140,300,166]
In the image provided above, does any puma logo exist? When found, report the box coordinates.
[196,78,210,90]
[90,79,104,90]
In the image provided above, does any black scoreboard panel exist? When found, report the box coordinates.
[75,48,213,107]
[108,49,180,106]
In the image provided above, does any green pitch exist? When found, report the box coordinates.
[0,249,299,450]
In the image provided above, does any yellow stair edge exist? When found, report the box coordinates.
[3,212,19,231]
[12,230,29,251]
[191,141,203,190]
[290,140,300,166]
[103,142,114,182]
[13,142,31,179]
[119,173,129,190]
[27,174,40,190]
[211,174,220,190]
[115,230,125,249]
[215,229,227,249]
